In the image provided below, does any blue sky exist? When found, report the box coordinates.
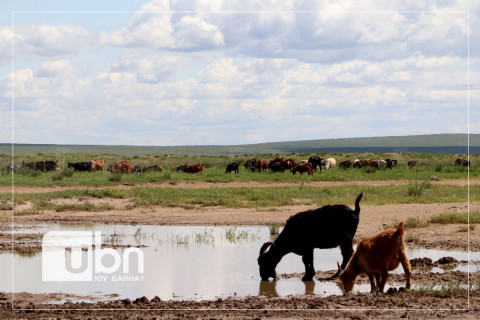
[0,0,478,146]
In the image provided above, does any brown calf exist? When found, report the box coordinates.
[339,160,352,169]
[338,222,412,294]
[22,161,35,169]
[255,159,269,172]
[291,163,313,175]
[112,161,131,174]
[91,160,105,171]
[408,160,417,167]
[187,164,203,174]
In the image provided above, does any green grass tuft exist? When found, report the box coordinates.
[429,211,480,224]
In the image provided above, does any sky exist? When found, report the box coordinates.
[0,0,478,146]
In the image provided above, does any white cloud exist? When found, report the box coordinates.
[105,54,184,83]
[103,1,225,51]
[35,60,76,78]
[13,24,93,57]
[174,15,225,49]
[1,0,475,145]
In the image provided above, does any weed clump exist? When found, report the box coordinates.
[407,180,431,196]
[429,211,480,224]
[108,172,122,183]
[404,217,429,229]
[269,223,282,235]
[51,168,75,181]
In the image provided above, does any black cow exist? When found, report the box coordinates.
[308,156,322,172]
[131,165,142,173]
[244,158,257,171]
[225,162,240,174]
[7,164,17,173]
[270,161,285,173]
[68,162,92,172]
[35,161,46,172]
[45,160,58,172]
[385,159,398,169]
[174,165,188,173]
[142,165,163,173]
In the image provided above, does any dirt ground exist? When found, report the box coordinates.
[1,179,479,319]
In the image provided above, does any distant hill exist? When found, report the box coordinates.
[0,134,478,156]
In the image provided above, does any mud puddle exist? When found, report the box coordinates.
[0,223,479,302]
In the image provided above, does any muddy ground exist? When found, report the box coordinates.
[1,179,479,319]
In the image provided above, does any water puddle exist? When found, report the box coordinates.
[0,223,478,302]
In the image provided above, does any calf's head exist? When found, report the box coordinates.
[337,262,357,293]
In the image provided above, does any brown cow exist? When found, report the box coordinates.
[91,160,105,171]
[112,160,131,174]
[268,157,283,169]
[282,159,296,170]
[339,160,352,169]
[22,160,35,169]
[291,163,313,175]
[187,164,203,174]
[255,159,269,172]
[338,222,412,294]
[407,160,417,167]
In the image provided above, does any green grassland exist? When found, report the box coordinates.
[0,151,477,213]
[1,184,476,213]
[0,151,477,187]
[0,145,477,213]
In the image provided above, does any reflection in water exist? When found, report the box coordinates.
[259,281,278,297]
[304,280,315,295]
[259,280,316,298]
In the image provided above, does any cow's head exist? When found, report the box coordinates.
[258,242,277,281]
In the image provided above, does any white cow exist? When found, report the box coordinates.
[325,158,336,169]
[377,159,387,170]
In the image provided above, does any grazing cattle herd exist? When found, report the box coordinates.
[5,154,472,175]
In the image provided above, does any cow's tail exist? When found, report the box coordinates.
[354,192,363,215]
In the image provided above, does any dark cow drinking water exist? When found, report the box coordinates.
[258,193,363,281]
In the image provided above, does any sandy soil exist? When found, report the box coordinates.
[1,179,479,319]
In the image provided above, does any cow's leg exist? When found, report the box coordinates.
[399,249,412,289]
[330,238,354,279]
[301,250,315,281]
[368,274,377,293]
[374,273,381,293]
[378,271,389,293]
